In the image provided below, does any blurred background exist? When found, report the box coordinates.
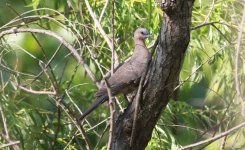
[0,0,244,149]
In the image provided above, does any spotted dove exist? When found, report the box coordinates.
[80,28,151,120]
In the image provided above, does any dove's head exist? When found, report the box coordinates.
[134,28,151,40]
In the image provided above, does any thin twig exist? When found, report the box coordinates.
[0,61,36,77]
[52,107,61,150]
[203,0,216,23]
[65,90,100,136]
[130,74,145,146]
[86,118,109,132]
[51,96,92,150]
[149,34,159,55]
[10,6,60,89]
[219,123,229,150]
[234,3,245,116]
[111,0,115,74]
[95,123,110,149]
[159,124,205,133]
[0,106,9,139]
[130,59,151,146]
[180,122,245,150]
[154,126,164,150]
[8,3,69,91]
[211,24,231,43]
[174,47,224,91]
[106,2,116,148]
[193,94,236,150]
[0,28,99,85]
[0,133,20,150]
[40,59,92,149]
[38,60,62,150]
[0,141,20,149]
[1,27,93,149]
[15,84,56,95]
[192,21,241,33]
[104,78,115,150]
[99,0,110,22]
[32,43,63,84]
[63,130,79,150]
[191,21,229,30]
[84,0,119,66]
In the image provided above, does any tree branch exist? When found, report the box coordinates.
[181,122,245,150]
[234,2,245,116]
[0,28,99,85]
[84,0,119,66]
[112,0,195,149]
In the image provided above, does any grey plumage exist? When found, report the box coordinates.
[80,28,151,120]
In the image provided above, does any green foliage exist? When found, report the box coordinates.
[0,0,244,149]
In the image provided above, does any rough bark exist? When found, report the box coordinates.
[112,0,195,149]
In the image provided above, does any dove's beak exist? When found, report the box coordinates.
[145,34,152,39]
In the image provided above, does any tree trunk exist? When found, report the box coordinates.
[112,0,195,149]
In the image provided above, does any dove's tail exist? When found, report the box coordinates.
[79,94,108,121]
